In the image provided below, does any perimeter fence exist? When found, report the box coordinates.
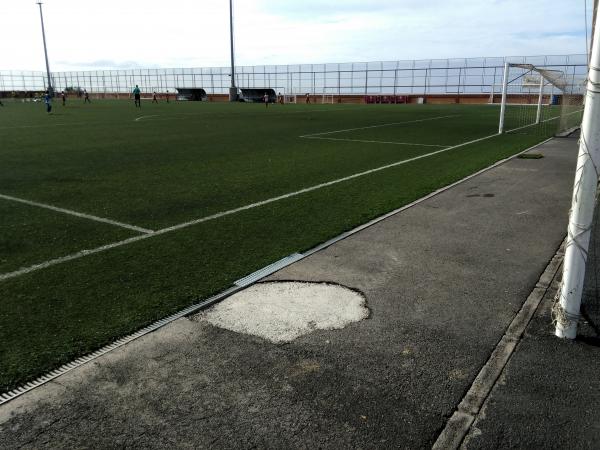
[0,54,587,98]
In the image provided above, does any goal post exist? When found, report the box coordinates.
[321,94,334,104]
[498,62,510,133]
[498,62,584,135]
[554,7,600,339]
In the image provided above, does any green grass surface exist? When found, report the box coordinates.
[0,99,578,392]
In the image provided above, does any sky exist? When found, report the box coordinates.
[0,0,593,72]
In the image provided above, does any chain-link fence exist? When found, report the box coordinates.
[0,54,588,97]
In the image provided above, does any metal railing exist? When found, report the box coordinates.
[0,54,588,96]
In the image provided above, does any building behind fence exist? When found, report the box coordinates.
[0,54,587,99]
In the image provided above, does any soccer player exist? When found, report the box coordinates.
[305,93,310,104]
[166,89,170,103]
[61,91,66,106]
[152,91,158,104]
[44,91,52,114]
[278,92,283,105]
[84,89,91,103]
[133,85,141,108]
[263,92,269,108]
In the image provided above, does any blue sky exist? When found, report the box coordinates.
[0,0,592,71]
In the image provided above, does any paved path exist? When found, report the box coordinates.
[2,134,597,449]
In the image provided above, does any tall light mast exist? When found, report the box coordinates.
[36,2,53,95]
[228,0,237,101]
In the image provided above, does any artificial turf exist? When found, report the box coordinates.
[0,99,577,392]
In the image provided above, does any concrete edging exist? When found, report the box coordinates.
[432,240,565,449]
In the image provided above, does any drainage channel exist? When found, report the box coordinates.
[0,137,560,406]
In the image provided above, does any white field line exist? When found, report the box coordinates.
[134,115,159,122]
[131,106,374,122]
[299,114,459,138]
[0,122,88,130]
[302,136,449,148]
[505,108,584,134]
[279,106,375,114]
[0,193,153,234]
[1,128,508,282]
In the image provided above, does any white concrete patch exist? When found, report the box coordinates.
[199,282,369,343]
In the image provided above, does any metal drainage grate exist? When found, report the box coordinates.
[234,253,304,287]
[0,286,241,407]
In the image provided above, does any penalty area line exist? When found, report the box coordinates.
[302,136,449,148]
[504,108,584,134]
[0,193,154,234]
[0,128,507,282]
[134,115,160,122]
[0,122,88,130]
[131,106,375,123]
[299,114,459,138]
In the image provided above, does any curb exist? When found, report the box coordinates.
[432,240,565,449]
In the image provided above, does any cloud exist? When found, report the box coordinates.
[56,60,162,71]
[0,0,591,72]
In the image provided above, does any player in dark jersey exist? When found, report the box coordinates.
[44,91,52,113]
[133,85,141,108]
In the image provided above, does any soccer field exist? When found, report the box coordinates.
[0,99,571,393]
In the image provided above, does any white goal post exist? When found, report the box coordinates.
[321,94,335,104]
[554,8,600,339]
[498,62,569,134]
[284,94,297,104]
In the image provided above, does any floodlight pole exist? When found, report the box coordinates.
[555,6,600,339]
[498,62,510,133]
[228,0,238,101]
[36,2,53,95]
[591,0,599,65]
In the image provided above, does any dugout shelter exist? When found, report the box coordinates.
[175,88,207,101]
[239,88,276,103]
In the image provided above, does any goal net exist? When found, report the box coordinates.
[498,63,585,135]
[321,94,335,104]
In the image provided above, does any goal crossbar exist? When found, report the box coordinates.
[509,63,569,91]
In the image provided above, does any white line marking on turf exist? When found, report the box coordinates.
[134,115,160,122]
[0,122,88,130]
[299,114,459,138]
[0,128,512,282]
[131,106,374,123]
[303,136,449,147]
[0,193,153,234]
[505,109,583,133]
